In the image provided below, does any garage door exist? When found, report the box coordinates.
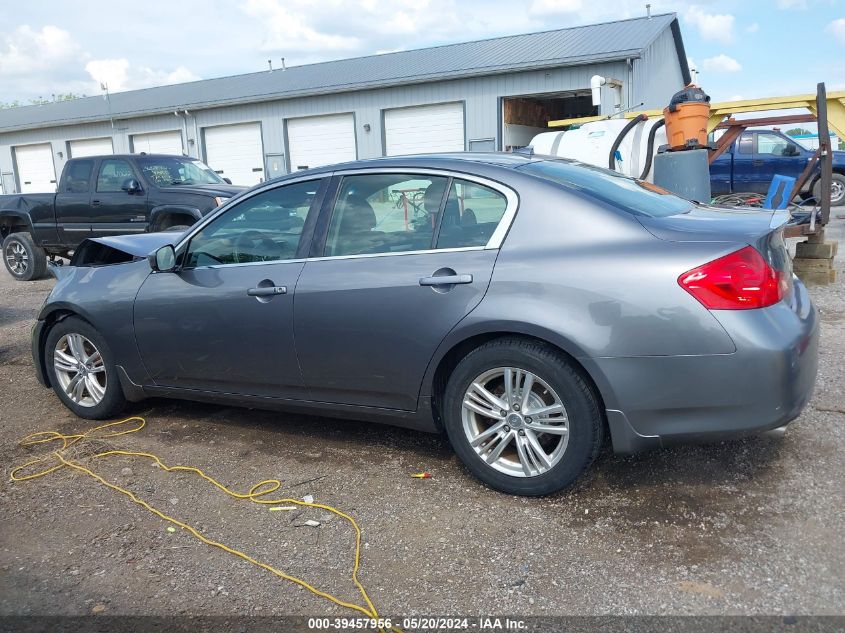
[384,102,465,156]
[131,131,184,155]
[14,144,57,193]
[69,137,113,158]
[287,113,356,171]
[203,122,264,186]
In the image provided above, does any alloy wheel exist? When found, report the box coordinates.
[461,367,569,477]
[53,334,107,407]
[5,241,28,276]
[831,180,845,205]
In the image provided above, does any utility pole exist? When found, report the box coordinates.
[101,82,114,131]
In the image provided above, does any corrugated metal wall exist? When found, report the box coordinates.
[0,59,642,191]
[633,28,686,110]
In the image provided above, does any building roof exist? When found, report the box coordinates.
[0,13,686,134]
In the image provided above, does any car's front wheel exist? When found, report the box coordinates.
[44,317,126,419]
[443,338,603,496]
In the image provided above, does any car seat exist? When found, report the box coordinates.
[332,194,385,255]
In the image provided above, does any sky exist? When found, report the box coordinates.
[1,0,844,106]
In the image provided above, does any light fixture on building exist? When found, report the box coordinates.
[363,123,371,132]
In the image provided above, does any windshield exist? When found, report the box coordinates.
[519,159,694,218]
[138,157,225,187]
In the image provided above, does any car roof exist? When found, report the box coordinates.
[273,152,552,181]
[68,154,194,160]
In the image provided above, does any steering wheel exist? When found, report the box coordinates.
[233,230,278,263]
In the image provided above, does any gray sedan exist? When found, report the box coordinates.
[31,154,819,495]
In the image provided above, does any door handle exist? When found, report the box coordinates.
[419,274,473,286]
[751,160,764,167]
[247,286,287,297]
[91,199,101,207]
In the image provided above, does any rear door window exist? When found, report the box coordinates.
[64,160,94,193]
[435,179,508,248]
[324,173,448,257]
[520,160,693,218]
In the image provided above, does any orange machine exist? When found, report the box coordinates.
[663,85,711,150]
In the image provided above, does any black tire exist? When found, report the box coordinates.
[44,316,126,420]
[3,232,48,281]
[814,173,845,207]
[443,337,603,496]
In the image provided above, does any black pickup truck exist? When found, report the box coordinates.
[1,154,244,280]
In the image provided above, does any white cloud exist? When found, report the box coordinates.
[827,18,845,45]
[746,22,759,33]
[0,25,80,76]
[684,5,734,44]
[241,0,359,52]
[702,54,742,73]
[728,95,746,102]
[777,0,807,8]
[530,0,584,15]
[85,58,200,92]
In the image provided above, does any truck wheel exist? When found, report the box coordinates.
[814,173,845,207]
[3,232,48,281]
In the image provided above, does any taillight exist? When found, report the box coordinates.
[678,245,788,310]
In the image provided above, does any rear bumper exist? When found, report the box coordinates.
[601,278,819,453]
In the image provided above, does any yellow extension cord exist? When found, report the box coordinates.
[10,417,401,632]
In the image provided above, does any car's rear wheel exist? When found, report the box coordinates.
[443,338,603,496]
[3,232,47,281]
[45,317,126,419]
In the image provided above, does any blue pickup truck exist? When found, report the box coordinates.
[710,128,845,206]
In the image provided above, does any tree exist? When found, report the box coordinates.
[0,93,86,109]
[785,127,812,137]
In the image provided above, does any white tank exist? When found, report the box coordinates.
[530,118,668,182]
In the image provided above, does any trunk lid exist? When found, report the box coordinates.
[637,205,789,243]
[642,205,794,300]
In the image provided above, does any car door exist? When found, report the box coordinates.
[133,177,327,398]
[54,158,95,247]
[729,132,756,193]
[707,132,732,195]
[89,158,149,238]
[294,170,516,410]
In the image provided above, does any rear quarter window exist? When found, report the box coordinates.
[520,160,693,218]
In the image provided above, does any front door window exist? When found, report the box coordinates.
[185,180,320,267]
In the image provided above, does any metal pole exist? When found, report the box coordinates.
[816,82,832,227]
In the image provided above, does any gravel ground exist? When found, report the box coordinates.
[0,219,843,621]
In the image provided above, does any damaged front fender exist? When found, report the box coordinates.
[70,233,183,267]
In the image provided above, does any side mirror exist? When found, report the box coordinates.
[148,244,177,272]
[784,145,800,157]
[122,178,142,194]
[223,177,233,185]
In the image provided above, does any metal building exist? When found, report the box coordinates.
[0,13,688,193]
